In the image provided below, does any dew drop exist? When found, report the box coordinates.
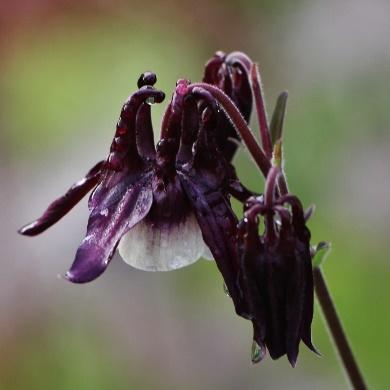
[251,340,264,364]
[181,162,191,172]
[108,152,122,170]
[146,97,155,105]
[223,282,231,297]
[100,208,109,217]
[274,213,282,227]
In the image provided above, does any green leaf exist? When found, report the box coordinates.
[312,241,331,267]
[270,91,288,145]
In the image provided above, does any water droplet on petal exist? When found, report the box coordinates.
[146,97,155,105]
[181,162,191,172]
[274,213,282,227]
[108,152,122,170]
[251,340,264,364]
[100,208,109,217]
[223,282,231,297]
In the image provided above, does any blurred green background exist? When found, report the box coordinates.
[1,0,389,389]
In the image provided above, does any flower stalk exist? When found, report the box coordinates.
[198,59,367,387]
[314,268,368,390]
[188,82,271,178]
[250,63,272,159]
[18,50,368,385]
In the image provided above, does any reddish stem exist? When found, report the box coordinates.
[250,64,272,159]
[188,83,271,178]
[264,167,280,208]
[314,268,368,390]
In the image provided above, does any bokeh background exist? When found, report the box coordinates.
[1,0,389,389]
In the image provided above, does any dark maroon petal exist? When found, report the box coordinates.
[178,172,247,317]
[203,51,226,85]
[237,219,267,330]
[299,233,318,355]
[225,51,252,72]
[263,249,288,360]
[136,102,156,160]
[300,264,318,355]
[277,195,306,231]
[203,51,253,162]
[285,249,306,367]
[159,102,172,139]
[281,196,316,359]
[65,173,153,283]
[18,161,105,236]
[176,95,199,166]
[273,205,291,241]
[109,86,164,171]
[185,88,220,168]
[176,87,254,316]
[225,52,253,123]
[157,81,191,169]
[148,173,191,226]
[239,193,317,364]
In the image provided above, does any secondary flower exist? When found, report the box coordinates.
[237,167,316,366]
[203,51,252,161]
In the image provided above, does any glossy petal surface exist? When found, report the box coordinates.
[66,173,153,283]
[178,171,247,316]
[237,189,315,366]
[118,212,211,271]
[19,161,104,236]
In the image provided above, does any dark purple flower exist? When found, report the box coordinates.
[237,167,317,366]
[203,51,253,161]
[18,50,319,367]
[18,56,252,317]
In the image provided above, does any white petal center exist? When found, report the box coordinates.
[118,213,212,271]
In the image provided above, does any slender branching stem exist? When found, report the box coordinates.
[271,118,367,388]
[250,64,272,159]
[314,268,368,390]
[264,166,280,207]
[275,141,367,389]
[192,77,367,389]
[188,83,271,178]
[275,138,367,388]
[277,175,289,196]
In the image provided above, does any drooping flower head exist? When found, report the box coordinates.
[19,50,318,367]
[18,53,254,317]
[237,167,317,366]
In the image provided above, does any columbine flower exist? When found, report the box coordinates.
[19,54,252,314]
[237,167,317,366]
[203,51,252,161]
[19,49,320,367]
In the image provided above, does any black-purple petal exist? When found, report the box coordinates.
[66,172,153,283]
[178,172,247,317]
[18,161,105,236]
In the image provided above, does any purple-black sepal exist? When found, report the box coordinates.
[237,167,318,366]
